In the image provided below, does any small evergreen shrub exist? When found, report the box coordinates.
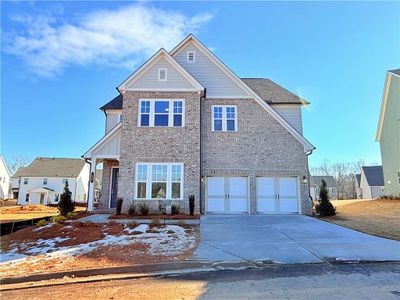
[37,219,49,227]
[177,220,185,226]
[171,204,180,215]
[116,197,123,215]
[137,202,149,215]
[58,181,75,216]
[150,218,161,227]
[188,194,195,216]
[315,179,336,216]
[51,215,67,223]
[128,202,136,215]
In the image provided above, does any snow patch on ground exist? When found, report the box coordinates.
[0,224,196,271]
[32,223,55,232]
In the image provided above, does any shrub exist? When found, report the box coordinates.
[177,220,185,226]
[51,215,67,223]
[128,202,136,216]
[37,219,49,227]
[315,179,336,216]
[116,197,123,215]
[171,204,180,215]
[188,194,195,216]
[137,202,149,216]
[158,202,166,215]
[66,212,76,219]
[150,218,161,227]
[58,181,75,216]
[127,221,138,228]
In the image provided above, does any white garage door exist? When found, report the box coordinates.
[207,177,248,213]
[257,177,299,213]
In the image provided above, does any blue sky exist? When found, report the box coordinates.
[1,1,399,169]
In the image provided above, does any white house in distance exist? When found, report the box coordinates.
[360,166,385,199]
[14,158,90,206]
[0,155,11,200]
[310,176,338,200]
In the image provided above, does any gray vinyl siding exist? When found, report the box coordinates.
[271,104,303,133]
[105,111,121,134]
[126,57,195,90]
[173,43,249,98]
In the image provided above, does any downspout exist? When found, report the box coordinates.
[306,149,314,215]
[199,88,207,215]
[83,157,92,212]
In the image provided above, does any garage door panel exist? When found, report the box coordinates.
[279,198,298,213]
[257,196,275,212]
[207,177,225,196]
[228,178,247,196]
[207,197,225,212]
[229,198,248,212]
[257,178,274,196]
[278,177,297,197]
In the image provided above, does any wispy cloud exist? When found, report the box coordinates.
[3,4,213,77]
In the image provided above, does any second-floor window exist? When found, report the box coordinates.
[212,105,237,132]
[43,178,48,185]
[139,99,184,127]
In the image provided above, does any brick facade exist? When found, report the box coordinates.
[117,91,202,213]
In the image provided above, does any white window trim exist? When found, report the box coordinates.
[134,162,184,200]
[138,99,185,127]
[187,51,196,63]
[211,105,238,132]
[158,68,167,81]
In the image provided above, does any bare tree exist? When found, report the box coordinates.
[7,155,30,175]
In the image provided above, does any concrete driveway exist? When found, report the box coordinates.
[190,215,400,264]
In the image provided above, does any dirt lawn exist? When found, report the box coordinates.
[0,220,199,278]
[0,205,85,223]
[320,199,400,240]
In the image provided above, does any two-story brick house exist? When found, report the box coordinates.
[84,35,315,215]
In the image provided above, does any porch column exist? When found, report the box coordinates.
[87,157,97,212]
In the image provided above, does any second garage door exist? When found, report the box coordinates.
[256,177,299,213]
[206,177,248,213]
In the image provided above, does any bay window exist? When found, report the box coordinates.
[135,163,183,199]
[139,99,184,127]
[212,105,237,132]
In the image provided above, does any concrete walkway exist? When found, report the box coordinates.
[191,214,400,264]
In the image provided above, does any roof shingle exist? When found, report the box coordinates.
[362,166,384,187]
[310,176,337,187]
[13,158,86,178]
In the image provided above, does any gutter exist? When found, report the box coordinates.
[306,149,314,215]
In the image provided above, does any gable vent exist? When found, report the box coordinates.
[158,68,167,81]
[187,51,196,63]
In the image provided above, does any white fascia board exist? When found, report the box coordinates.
[118,48,204,92]
[171,35,315,152]
[83,122,122,159]
[376,72,392,141]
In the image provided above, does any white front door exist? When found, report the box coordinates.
[206,176,248,213]
[257,177,299,213]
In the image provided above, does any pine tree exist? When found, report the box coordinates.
[316,179,336,216]
[58,180,75,216]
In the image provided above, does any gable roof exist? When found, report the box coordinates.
[389,69,400,76]
[12,167,27,178]
[376,69,399,141]
[362,166,384,187]
[310,176,337,187]
[241,78,309,105]
[118,48,204,92]
[100,95,122,110]
[0,155,11,177]
[14,158,86,178]
[170,34,315,152]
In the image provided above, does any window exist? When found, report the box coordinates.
[135,163,183,199]
[55,194,59,202]
[139,99,184,127]
[43,178,48,185]
[158,68,167,81]
[25,193,29,202]
[187,51,196,63]
[212,106,237,132]
[23,178,28,185]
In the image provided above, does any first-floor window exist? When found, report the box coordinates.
[43,178,48,185]
[135,163,183,199]
[25,193,29,202]
[23,178,28,185]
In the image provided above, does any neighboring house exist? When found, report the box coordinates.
[360,166,385,199]
[83,34,315,215]
[376,69,400,198]
[354,174,362,199]
[0,155,11,200]
[14,158,90,205]
[310,176,338,200]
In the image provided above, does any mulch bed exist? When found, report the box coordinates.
[109,214,200,220]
